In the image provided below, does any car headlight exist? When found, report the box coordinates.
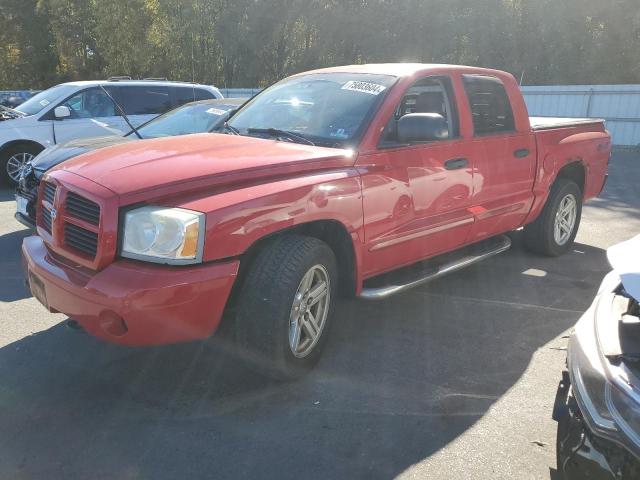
[569,319,617,432]
[121,206,205,265]
[569,294,640,458]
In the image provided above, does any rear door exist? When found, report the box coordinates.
[462,75,536,241]
[52,87,125,143]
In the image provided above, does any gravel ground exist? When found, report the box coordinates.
[0,151,638,479]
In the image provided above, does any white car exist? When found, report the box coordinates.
[0,79,222,185]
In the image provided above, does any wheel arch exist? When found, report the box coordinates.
[0,139,46,157]
[228,219,359,307]
[555,160,586,196]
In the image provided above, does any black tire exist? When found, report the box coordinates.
[1,143,43,186]
[523,179,582,256]
[234,235,338,380]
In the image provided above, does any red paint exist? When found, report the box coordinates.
[22,64,611,346]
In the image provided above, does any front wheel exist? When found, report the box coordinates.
[524,179,582,256]
[235,235,338,380]
[1,144,43,186]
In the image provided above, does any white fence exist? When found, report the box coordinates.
[521,85,640,147]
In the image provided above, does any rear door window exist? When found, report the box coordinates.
[462,75,515,135]
[115,86,172,115]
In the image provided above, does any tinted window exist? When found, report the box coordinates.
[194,88,216,101]
[116,86,172,115]
[171,87,196,107]
[170,87,217,109]
[61,87,117,118]
[462,75,515,135]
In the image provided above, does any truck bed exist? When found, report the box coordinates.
[530,116,605,131]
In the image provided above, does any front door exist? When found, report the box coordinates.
[359,75,478,278]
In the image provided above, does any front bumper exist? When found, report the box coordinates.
[554,372,640,479]
[22,235,239,346]
[15,211,35,229]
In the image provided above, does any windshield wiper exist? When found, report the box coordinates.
[220,122,241,135]
[247,128,315,146]
[99,85,142,139]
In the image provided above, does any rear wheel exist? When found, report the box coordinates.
[1,144,43,186]
[524,179,582,256]
[234,235,338,380]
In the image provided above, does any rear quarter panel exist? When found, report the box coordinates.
[525,123,611,224]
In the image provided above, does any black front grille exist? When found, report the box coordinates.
[64,223,98,257]
[43,182,56,205]
[42,207,52,233]
[66,192,100,226]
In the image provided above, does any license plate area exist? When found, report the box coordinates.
[28,271,48,309]
[16,194,28,216]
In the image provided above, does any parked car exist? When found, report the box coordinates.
[553,234,640,479]
[22,64,610,379]
[0,94,25,109]
[15,98,244,228]
[0,79,222,185]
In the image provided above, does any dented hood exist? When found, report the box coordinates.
[53,133,354,199]
[607,234,640,301]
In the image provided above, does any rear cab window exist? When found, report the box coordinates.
[462,75,515,136]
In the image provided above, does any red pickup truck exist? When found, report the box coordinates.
[22,64,610,378]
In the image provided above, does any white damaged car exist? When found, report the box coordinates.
[554,234,640,478]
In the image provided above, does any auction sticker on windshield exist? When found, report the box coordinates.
[206,107,227,116]
[341,81,386,95]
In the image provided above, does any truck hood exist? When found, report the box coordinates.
[54,133,355,200]
[608,234,640,301]
[33,135,134,176]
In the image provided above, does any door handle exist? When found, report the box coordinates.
[514,148,530,158]
[444,157,468,170]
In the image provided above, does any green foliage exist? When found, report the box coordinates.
[1,0,639,89]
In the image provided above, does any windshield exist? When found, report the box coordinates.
[134,101,238,139]
[15,84,77,116]
[227,73,396,147]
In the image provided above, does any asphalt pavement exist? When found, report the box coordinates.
[0,151,639,479]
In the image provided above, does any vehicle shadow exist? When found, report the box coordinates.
[0,236,611,479]
[0,228,34,302]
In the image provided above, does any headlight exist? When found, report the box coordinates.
[121,206,205,264]
[569,321,617,432]
[569,294,640,457]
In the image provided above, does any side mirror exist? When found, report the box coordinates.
[54,106,71,120]
[397,113,448,143]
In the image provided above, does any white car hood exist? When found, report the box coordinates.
[607,233,640,300]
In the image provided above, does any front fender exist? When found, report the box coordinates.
[176,169,365,263]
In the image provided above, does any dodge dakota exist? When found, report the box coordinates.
[22,64,611,378]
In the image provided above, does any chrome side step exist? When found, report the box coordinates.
[359,235,512,300]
